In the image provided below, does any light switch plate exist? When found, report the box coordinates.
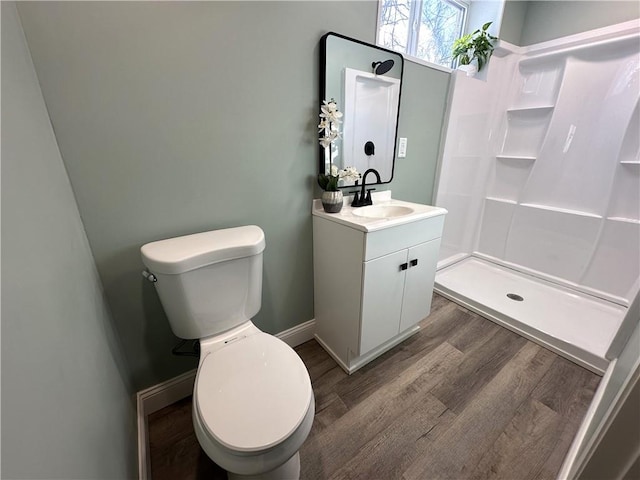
[398,137,407,158]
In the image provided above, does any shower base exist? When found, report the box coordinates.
[435,256,626,374]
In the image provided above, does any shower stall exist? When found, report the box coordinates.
[434,20,640,374]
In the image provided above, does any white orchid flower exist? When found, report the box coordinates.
[320,100,343,124]
[319,136,333,149]
[318,99,343,150]
[338,166,361,183]
[318,119,330,133]
[320,110,343,124]
[322,99,340,114]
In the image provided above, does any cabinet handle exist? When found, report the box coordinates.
[410,259,418,267]
[400,263,408,271]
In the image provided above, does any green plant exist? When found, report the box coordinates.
[452,22,498,71]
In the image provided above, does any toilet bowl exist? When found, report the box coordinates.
[140,226,314,479]
[193,322,314,479]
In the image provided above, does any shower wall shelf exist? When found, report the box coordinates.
[485,196,517,204]
[482,199,618,220]
[519,203,603,219]
[610,155,640,219]
[618,101,638,164]
[511,58,565,110]
[482,199,608,217]
[500,107,553,158]
[496,155,536,161]
[505,107,555,116]
[506,105,555,113]
[607,217,640,224]
[490,154,537,202]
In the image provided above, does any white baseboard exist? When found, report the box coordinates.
[136,319,316,479]
[276,318,316,349]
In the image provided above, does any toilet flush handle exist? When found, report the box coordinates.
[142,270,157,283]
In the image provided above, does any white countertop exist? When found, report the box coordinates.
[312,190,448,232]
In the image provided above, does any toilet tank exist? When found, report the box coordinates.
[140,226,265,339]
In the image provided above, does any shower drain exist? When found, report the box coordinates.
[507,293,524,301]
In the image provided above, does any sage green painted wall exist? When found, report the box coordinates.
[500,1,529,46]
[392,60,450,204]
[2,3,135,477]
[16,1,451,391]
[520,1,639,45]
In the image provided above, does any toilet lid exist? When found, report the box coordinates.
[195,333,312,453]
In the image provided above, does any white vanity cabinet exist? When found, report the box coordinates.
[312,205,446,374]
[360,238,439,354]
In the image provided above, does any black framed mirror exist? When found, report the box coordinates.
[319,32,404,188]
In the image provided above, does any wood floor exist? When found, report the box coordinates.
[148,294,600,480]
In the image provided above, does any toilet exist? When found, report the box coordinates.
[140,225,314,480]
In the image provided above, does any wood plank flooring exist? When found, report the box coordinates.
[148,294,600,480]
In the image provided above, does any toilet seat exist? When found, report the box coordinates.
[195,332,313,454]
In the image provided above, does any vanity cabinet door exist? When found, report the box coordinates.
[399,239,441,332]
[360,249,408,355]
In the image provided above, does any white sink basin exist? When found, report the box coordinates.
[312,191,448,232]
[352,205,415,219]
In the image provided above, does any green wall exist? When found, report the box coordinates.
[500,1,529,45]
[519,1,639,46]
[2,3,135,477]
[11,0,635,397]
[392,60,449,203]
[16,1,450,391]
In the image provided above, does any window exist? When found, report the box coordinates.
[377,0,468,69]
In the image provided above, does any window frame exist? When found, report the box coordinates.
[375,0,470,73]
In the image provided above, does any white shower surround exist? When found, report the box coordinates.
[434,20,640,373]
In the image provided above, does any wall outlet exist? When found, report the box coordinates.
[398,137,407,158]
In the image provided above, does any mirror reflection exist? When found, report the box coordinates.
[319,32,404,188]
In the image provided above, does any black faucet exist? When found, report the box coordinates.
[351,168,381,207]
